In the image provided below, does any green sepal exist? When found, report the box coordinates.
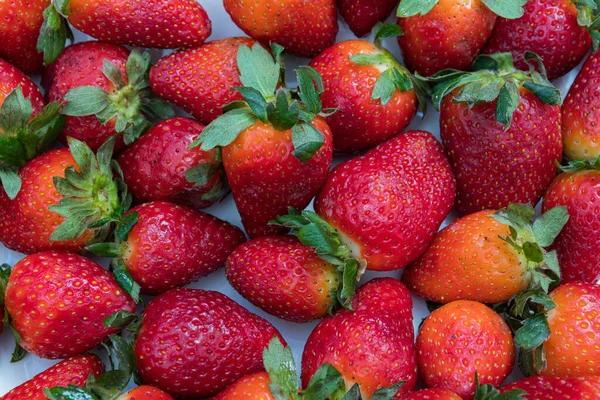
[515,313,551,351]
[0,166,21,200]
[263,337,300,400]
[519,345,547,377]
[341,384,361,400]
[473,373,528,400]
[559,154,600,173]
[185,162,222,188]
[268,89,300,131]
[291,122,325,163]
[371,382,404,399]
[237,43,280,100]
[44,386,99,400]
[112,261,140,303]
[532,206,569,247]
[85,243,125,258]
[9,325,27,362]
[296,67,324,115]
[480,0,526,19]
[103,311,137,329]
[37,0,73,66]
[302,363,345,400]
[236,86,269,122]
[575,0,600,52]
[0,263,10,305]
[371,23,404,47]
[397,0,438,17]
[115,212,138,242]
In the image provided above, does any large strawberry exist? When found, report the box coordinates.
[339,0,400,37]
[416,301,515,400]
[310,24,424,153]
[117,117,228,210]
[302,278,418,398]
[403,204,569,304]
[396,0,526,76]
[502,376,600,399]
[150,37,259,125]
[314,130,455,271]
[43,41,173,152]
[135,288,285,399]
[192,43,333,238]
[428,52,563,216]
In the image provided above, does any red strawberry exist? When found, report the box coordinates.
[301,278,418,398]
[0,58,45,111]
[43,41,173,152]
[223,0,338,58]
[338,0,400,37]
[135,288,285,399]
[428,52,562,216]
[309,25,421,153]
[2,251,135,359]
[150,37,260,125]
[400,388,462,400]
[214,372,275,400]
[0,354,104,400]
[314,130,455,271]
[483,0,592,81]
[416,300,515,400]
[117,117,228,210]
[502,376,600,399]
[116,386,174,400]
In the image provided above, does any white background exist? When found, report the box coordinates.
[0,0,581,395]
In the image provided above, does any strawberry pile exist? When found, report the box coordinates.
[1,0,600,400]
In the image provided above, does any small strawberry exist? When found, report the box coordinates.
[403,204,569,304]
[215,372,275,400]
[314,130,455,271]
[223,0,338,58]
[400,388,462,400]
[191,43,333,238]
[43,41,173,152]
[396,0,526,76]
[416,301,515,400]
[135,288,285,399]
[150,37,260,125]
[310,24,424,153]
[0,354,104,400]
[116,387,174,400]
[117,117,228,210]
[302,278,418,398]
[427,52,563,216]
[339,0,400,37]
[502,376,600,399]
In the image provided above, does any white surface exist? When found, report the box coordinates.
[0,1,583,396]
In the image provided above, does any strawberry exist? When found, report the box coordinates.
[339,0,400,37]
[403,204,569,304]
[309,24,424,153]
[483,0,594,81]
[416,300,515,400]
[314,130,455,271]
[192,43,333,238]
[214,372,275,400]
[2,251,135,359]
[501,376,600,399]
[87,201,246,296]
[43,41,173,152]
[135,288,285,399]
[396,0,526,76]
[400,388,462,400]
[223,0,338,58]
[427,52,563,216]
[150,37,260,125]
[117,387,174,400]
[301,278,418,398]
[0,354,104,400]
[562,51,600,162]
[117,117,228,210]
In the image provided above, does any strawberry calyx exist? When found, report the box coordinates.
[559,154,600,173]
[575,0,600,52]
[184,147,231,203]
[38,0,73,65]
[0,264,27,363]
[0,86,66,199]
[271,209,367,311]
[396,0,526,19]
[60,49,175,146]
[472,373,527,400]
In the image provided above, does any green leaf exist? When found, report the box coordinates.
[341,384,361,400]
[116,212,138,242]
[453,78,504,107]
[112,261,140,303]
[372,23,403,47]
[543,250,561,280]
[515,313,551,351]
[522,242,544,263]
[267,89,300,131]
[126,50,151,90]
[0,166,22,200]
[495,80,520,129]
[191,108,258,151]
[87,371,128,399]
[185,163,220,187]
[103,311,137,329]
[0,86,32,132]
[107,334,136,378]
[263,337,299,400]
[473,372,527,399]
[37,4,72,65]
[522,81,562,106]
[350,53,390,66]
[54,0,71,16]
[532,206,569,247]
[103,60,127,89]
[493,203,535,231]
[291,122,324,163]
[237,43,280,99]
[519,345,546,377]
[338,259,359,310]
[296,67,323,115]
[481,0,526,19]
[10,339,27,363]
[236,86,268,122]
[302,363,344,400]
[44,386,98,400]
[397,0,438,17]
[62,87,110,117]
[86,242,124,258]
[371,382,404,400]
[372,69,397,106]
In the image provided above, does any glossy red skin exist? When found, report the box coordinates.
[416,301,515,400]
[503,376,600,399]
[0,58,45,111]
[214,372,275,400]
[302,278,417,399]
[226,235,341,322]
[123,201,246,295]
[118,117,227,210]
[0,0,47,73]
[223,0,338,58]
[150,37,258,125]
[484,0,591,81]
[0,354,104,400]
[66,0,211,49]
[543,169,600,284]
[135,288,285,399]
[224,118,333,238]
[117,386,174,400]
[4,252,135,359]
[43,41,130,152]
[310,40,417,153]
[400,388,462,400]
[440,88,562,216]
[338,0,399,37]
[315,130,456,271]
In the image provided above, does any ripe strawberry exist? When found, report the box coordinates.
[2,251,135,359]
[0,354,104,400]
[483,0,593,81]
[416,301,515,400]
[117,117,228,210]
[502,376,600,399]
[400,388,462,400]
[309,25,422,153]
[429,52,562,216]
[215,372,275,400]
[0,58,45,112]
[88,201,246,295]
[135,288,285,399]
[302,278,418,398]
[339,0,400,37]
[403,204,569,304]
[117,387,174,400]
[192,43,333,238]
[150,37,259,125]
[223,0,338,58]
[396,0,525,76]
[314,130,455,271]
[43,41,173,152]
